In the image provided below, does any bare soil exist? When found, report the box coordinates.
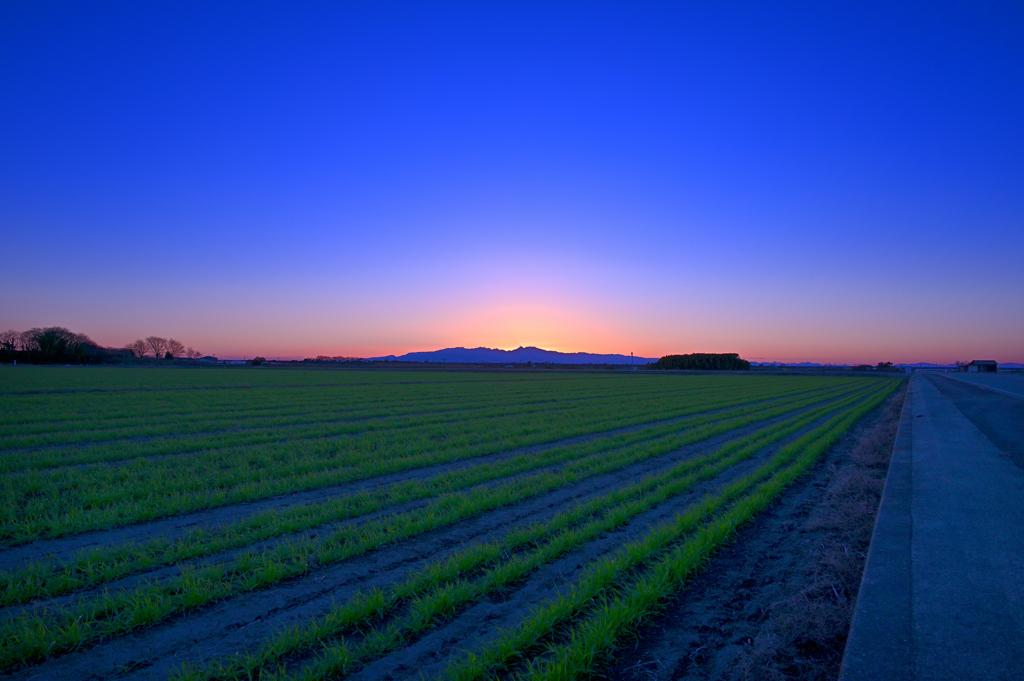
[3,401,841,681]
[0,385,902,681]
[0,392,810,572]
[604,382,906,681]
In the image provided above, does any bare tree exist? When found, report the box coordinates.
[19,330,39,352]
[128,339,148,357]
[72,331,95,347]
[166,339,185,357]
[0,330,18,351]
[185,347,202,359]
[145,336,168,358]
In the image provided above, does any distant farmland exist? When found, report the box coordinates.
[0,367,899,680]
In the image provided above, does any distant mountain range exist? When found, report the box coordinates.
[364,347,1024,368]
[367,346,658,365]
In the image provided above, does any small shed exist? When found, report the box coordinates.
[968,360,998,373]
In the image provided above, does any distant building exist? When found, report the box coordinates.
[197,356,218,363]
[968,360,998,373]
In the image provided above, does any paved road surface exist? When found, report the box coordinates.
[942,372,1024,400]
[841,373,1024,681]
[929,373,1024,471]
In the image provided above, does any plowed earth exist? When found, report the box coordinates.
[606,383,906,681]
[0,368,902,681]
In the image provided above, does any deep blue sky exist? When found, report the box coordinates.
[2,2,1022,362]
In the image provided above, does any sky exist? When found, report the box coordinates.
[1,2,1022,363]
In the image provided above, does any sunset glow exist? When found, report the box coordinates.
[2,4,1022,364]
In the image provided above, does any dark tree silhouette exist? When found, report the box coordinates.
[19,327,102,363]
[127,339,148,357]
[166,339,185,357]
[0,330,18,351]
[648,353,751,371]
[145,336,168,358]
[19,331,38,352]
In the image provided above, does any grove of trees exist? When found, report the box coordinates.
[126,337,201,359]
[0,327,109,364]
[648,353,752,371]
[1,328,202,364]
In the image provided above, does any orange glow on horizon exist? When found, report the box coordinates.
[446,304,619,354]
[82,299,1022,365]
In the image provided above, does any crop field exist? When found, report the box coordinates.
[0,366,900,680]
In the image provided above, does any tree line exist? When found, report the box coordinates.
[1,327,202,364]
[647,353,752,371]
[124,337,202,359]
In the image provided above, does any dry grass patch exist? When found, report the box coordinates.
[733,385,905,681]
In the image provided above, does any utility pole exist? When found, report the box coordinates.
[631,352,634,371]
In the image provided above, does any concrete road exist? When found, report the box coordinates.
[929,373,1024,471]
[841,373,1024,681]
[942,372,1024,400]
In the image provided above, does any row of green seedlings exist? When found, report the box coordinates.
[450,380,898,681]
[0,368,676,409]
[1,379,835,543]
[1,376,759,475]
[0,365,358,393]
[6,394,785,546]
[0,372,711,431]
[173,379,898,681]
[0,380,865,607]
[0,365,579,397]
[0,379,806,542]
[0,372,699,434]
[2,378,755,511]
[3,377,776,474]
[0,382,886,671]
[0,376,687,451]
[0,365,512,399]
[0,373,701,448]
[0,376,742,466]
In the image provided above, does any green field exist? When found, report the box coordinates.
[0,366,899,680]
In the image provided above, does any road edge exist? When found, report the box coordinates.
[838,375,914,681]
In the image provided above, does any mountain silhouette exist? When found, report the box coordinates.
[367,346,657,365]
